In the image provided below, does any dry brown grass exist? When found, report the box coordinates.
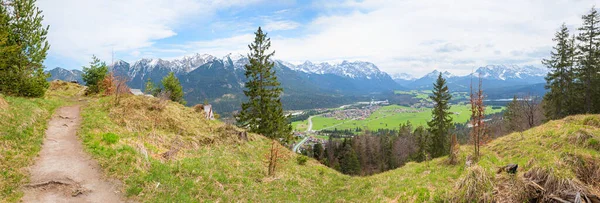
[583,115,600,128]
[0,95,7,110]
[493,173,532,202]
[523,166,600,202]
[47,80,86,98]
[105,95,254,157]
[451,165,494,202]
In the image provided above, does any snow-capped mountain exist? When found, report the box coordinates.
[391,73,416,81]
[422,70,455,79]
[292,60,389,80]
[46,67,84,84]
[106,53,399,111]
[123,53,217,74]
[403,65,547,90]
[391,73,416,87]
[469,65,546,80]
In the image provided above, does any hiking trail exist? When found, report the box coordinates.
[22,105,125,203]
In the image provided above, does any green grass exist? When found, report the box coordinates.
[304,104,505,131]
[78,93,600,202]
[0,82,82,202]
[395,90,432,102]
[291,120,308,132]
[101,133,119,145]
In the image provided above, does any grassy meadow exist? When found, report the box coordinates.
[76,93,600,201]
[293,104,505,131]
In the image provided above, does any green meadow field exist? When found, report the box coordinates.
[292,104,505,131]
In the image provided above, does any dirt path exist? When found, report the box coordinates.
[22,105,125,203]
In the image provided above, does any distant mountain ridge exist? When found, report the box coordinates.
[403,65,547,91]
[46,68,84,84]
[46,55,548,113]
[104,53,400,113]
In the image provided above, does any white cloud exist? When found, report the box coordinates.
[183,0,598,76]
[42,0,599,76]
[264,20,301,31]
[38,0,263,67]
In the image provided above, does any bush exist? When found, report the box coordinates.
[82,55,108,95]
[161,72,185,105]
[297,155,308,165]
[102,133,119,145]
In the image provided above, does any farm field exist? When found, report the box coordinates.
[293,104,505,131]
[394,90,471,102]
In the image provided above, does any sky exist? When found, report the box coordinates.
[39,0,598,77]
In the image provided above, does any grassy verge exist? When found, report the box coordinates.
[79,93,600,201]
[0,81,82,202]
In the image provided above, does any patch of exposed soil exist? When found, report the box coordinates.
[22,105,126,203]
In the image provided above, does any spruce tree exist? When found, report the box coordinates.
[161,72,185,105]
[543,24,575,119]
[504,96,521,132]
[339,139,361,175]
[427,73,453,158]
[576,7,600,113]
[237,27,292,142]
[82,55,108,94]
[0,0,50,97]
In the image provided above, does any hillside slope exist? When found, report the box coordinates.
[78,94,600,202]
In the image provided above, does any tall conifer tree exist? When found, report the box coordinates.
[576,7,600,113]
[543,24,575,119]
[237,27,292,142]
[427,73,453,158]
[0,0,50,97]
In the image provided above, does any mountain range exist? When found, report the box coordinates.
[393,65,547,91]
[46,54,548,114]
[107,54,399,113]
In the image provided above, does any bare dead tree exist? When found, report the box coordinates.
[469,74,485,160]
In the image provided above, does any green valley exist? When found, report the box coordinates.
[292,104,505,132]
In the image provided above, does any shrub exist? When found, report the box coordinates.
[102,133,119,145]
[297,155,308,165]
[82,55,108,95]
[161,72,185,105]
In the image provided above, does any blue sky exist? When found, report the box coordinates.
[39,0,598,76]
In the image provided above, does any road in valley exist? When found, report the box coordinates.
[292,116,314,153]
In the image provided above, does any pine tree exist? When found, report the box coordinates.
[576,7,600,113]
[565,34,579,116]
[237,27,292,142]
[161,72,185,105]
[144,79,159,96]
[413,126,430,162]
[543,24,575,119]
[82,55,108,95]
[427,73,453,158]
[339,139,361,175]
[0,0,50,97]
[313,142,324,161]
[504,96,521,132]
